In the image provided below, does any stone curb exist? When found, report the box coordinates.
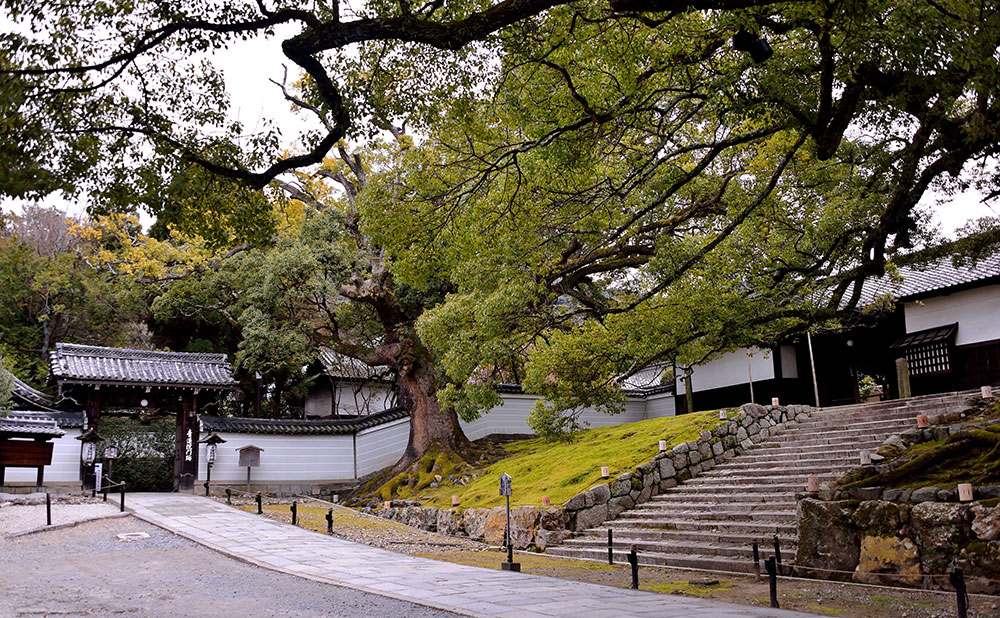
[3,511,130,538]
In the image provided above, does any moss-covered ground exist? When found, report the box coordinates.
[843,399,1000,490]
[371,409,733,509]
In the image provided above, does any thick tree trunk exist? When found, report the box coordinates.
[394,358,473,471]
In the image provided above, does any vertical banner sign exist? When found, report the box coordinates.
[94,463,103,492]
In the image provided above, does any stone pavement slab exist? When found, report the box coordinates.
[123,493,819,618]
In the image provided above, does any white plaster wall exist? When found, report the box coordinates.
[5,429,82,484]
[677,347,775,392]
[334,383,396,416]
[644,393,677,418]
[904,285,1000,346]
[460,394,667,440]
[355,418,411,478]
[197,433,355,482]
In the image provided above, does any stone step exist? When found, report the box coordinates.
[557,537,797,560]
[773,423,915,441]
[699,464,854,479]
[782,423,916,439]
[545,545,768,574]
[662,482,815,494]
[752,440,884,455]
[729,451,860,464]
[618,509,797,523]
[759,432,901,448]
[719,457,856,469]
[650,492,795,503]
[627,500,798,513]
[608,518,797,536]
[687,471,836,484]
[575,526,796,548]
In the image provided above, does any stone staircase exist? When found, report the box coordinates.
[546,390,982,573]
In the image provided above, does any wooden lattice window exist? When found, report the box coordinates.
[905,341,952,375]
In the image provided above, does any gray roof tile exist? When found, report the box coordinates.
[846,252,1000,306]
[200,407,408,435]
[0,416,65,439]
[50,343,235,388]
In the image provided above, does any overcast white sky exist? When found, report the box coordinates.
[1,24,997,238]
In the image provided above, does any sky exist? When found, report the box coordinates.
[1,20,997,239]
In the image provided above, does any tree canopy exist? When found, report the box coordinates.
[3,0,1000,447]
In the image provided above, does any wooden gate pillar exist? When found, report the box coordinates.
[174,393,200,491]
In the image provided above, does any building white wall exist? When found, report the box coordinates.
[4,428,82,485]
[904,285,1000,346]
[460,393,674,440]
[197,433,356,482]
[355,418,411,478]
[644,392,677,418]
[335,382,395,416]
[678,347,775,393]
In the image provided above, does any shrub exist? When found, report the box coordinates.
[97,416,175,491]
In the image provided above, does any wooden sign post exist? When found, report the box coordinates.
[499,472,520,572]
[237,445,263,492]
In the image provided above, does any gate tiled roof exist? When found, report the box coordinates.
[50,343,236,388]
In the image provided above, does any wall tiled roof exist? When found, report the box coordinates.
[50,343,236,388]
[200,407,408,435]
[0,416,65,439]
[9,410,85,429]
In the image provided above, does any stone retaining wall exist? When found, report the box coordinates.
[796,498,1000,593]
[368,402,812,550]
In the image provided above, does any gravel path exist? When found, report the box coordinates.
[0,497,122,535]
[0,517,460,618]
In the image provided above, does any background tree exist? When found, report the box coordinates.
[0,206,148,386]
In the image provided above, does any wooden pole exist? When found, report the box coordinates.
[807,331,820,407]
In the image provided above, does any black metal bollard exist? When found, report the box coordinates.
[291,501,297,525]
[326,508,333,534]
[226,488,232,505]
[119,482,126,513]
[608,529,614,565]
[765,556,779,608]
[773,534,782,569]
[628,545,639,589]
[752,541,760,579]
[102,483,108,502]
[950,568,968,618]
[204,481,210,497]
[46,492,52,526]
[256,492,262,514]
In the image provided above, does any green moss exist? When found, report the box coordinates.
[381,409,727,509]
[803,605,847,616]
[643,581,732,597]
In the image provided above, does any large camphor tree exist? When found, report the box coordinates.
[3,0,1000,462]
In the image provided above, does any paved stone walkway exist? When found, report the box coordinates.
[124,493,818,618]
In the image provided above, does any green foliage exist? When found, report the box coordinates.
[0,358,14,417]
[97,416,176,492]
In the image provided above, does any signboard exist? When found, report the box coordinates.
[94,463,103,491]
[238,445,263,468]
[499,473,512,497]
